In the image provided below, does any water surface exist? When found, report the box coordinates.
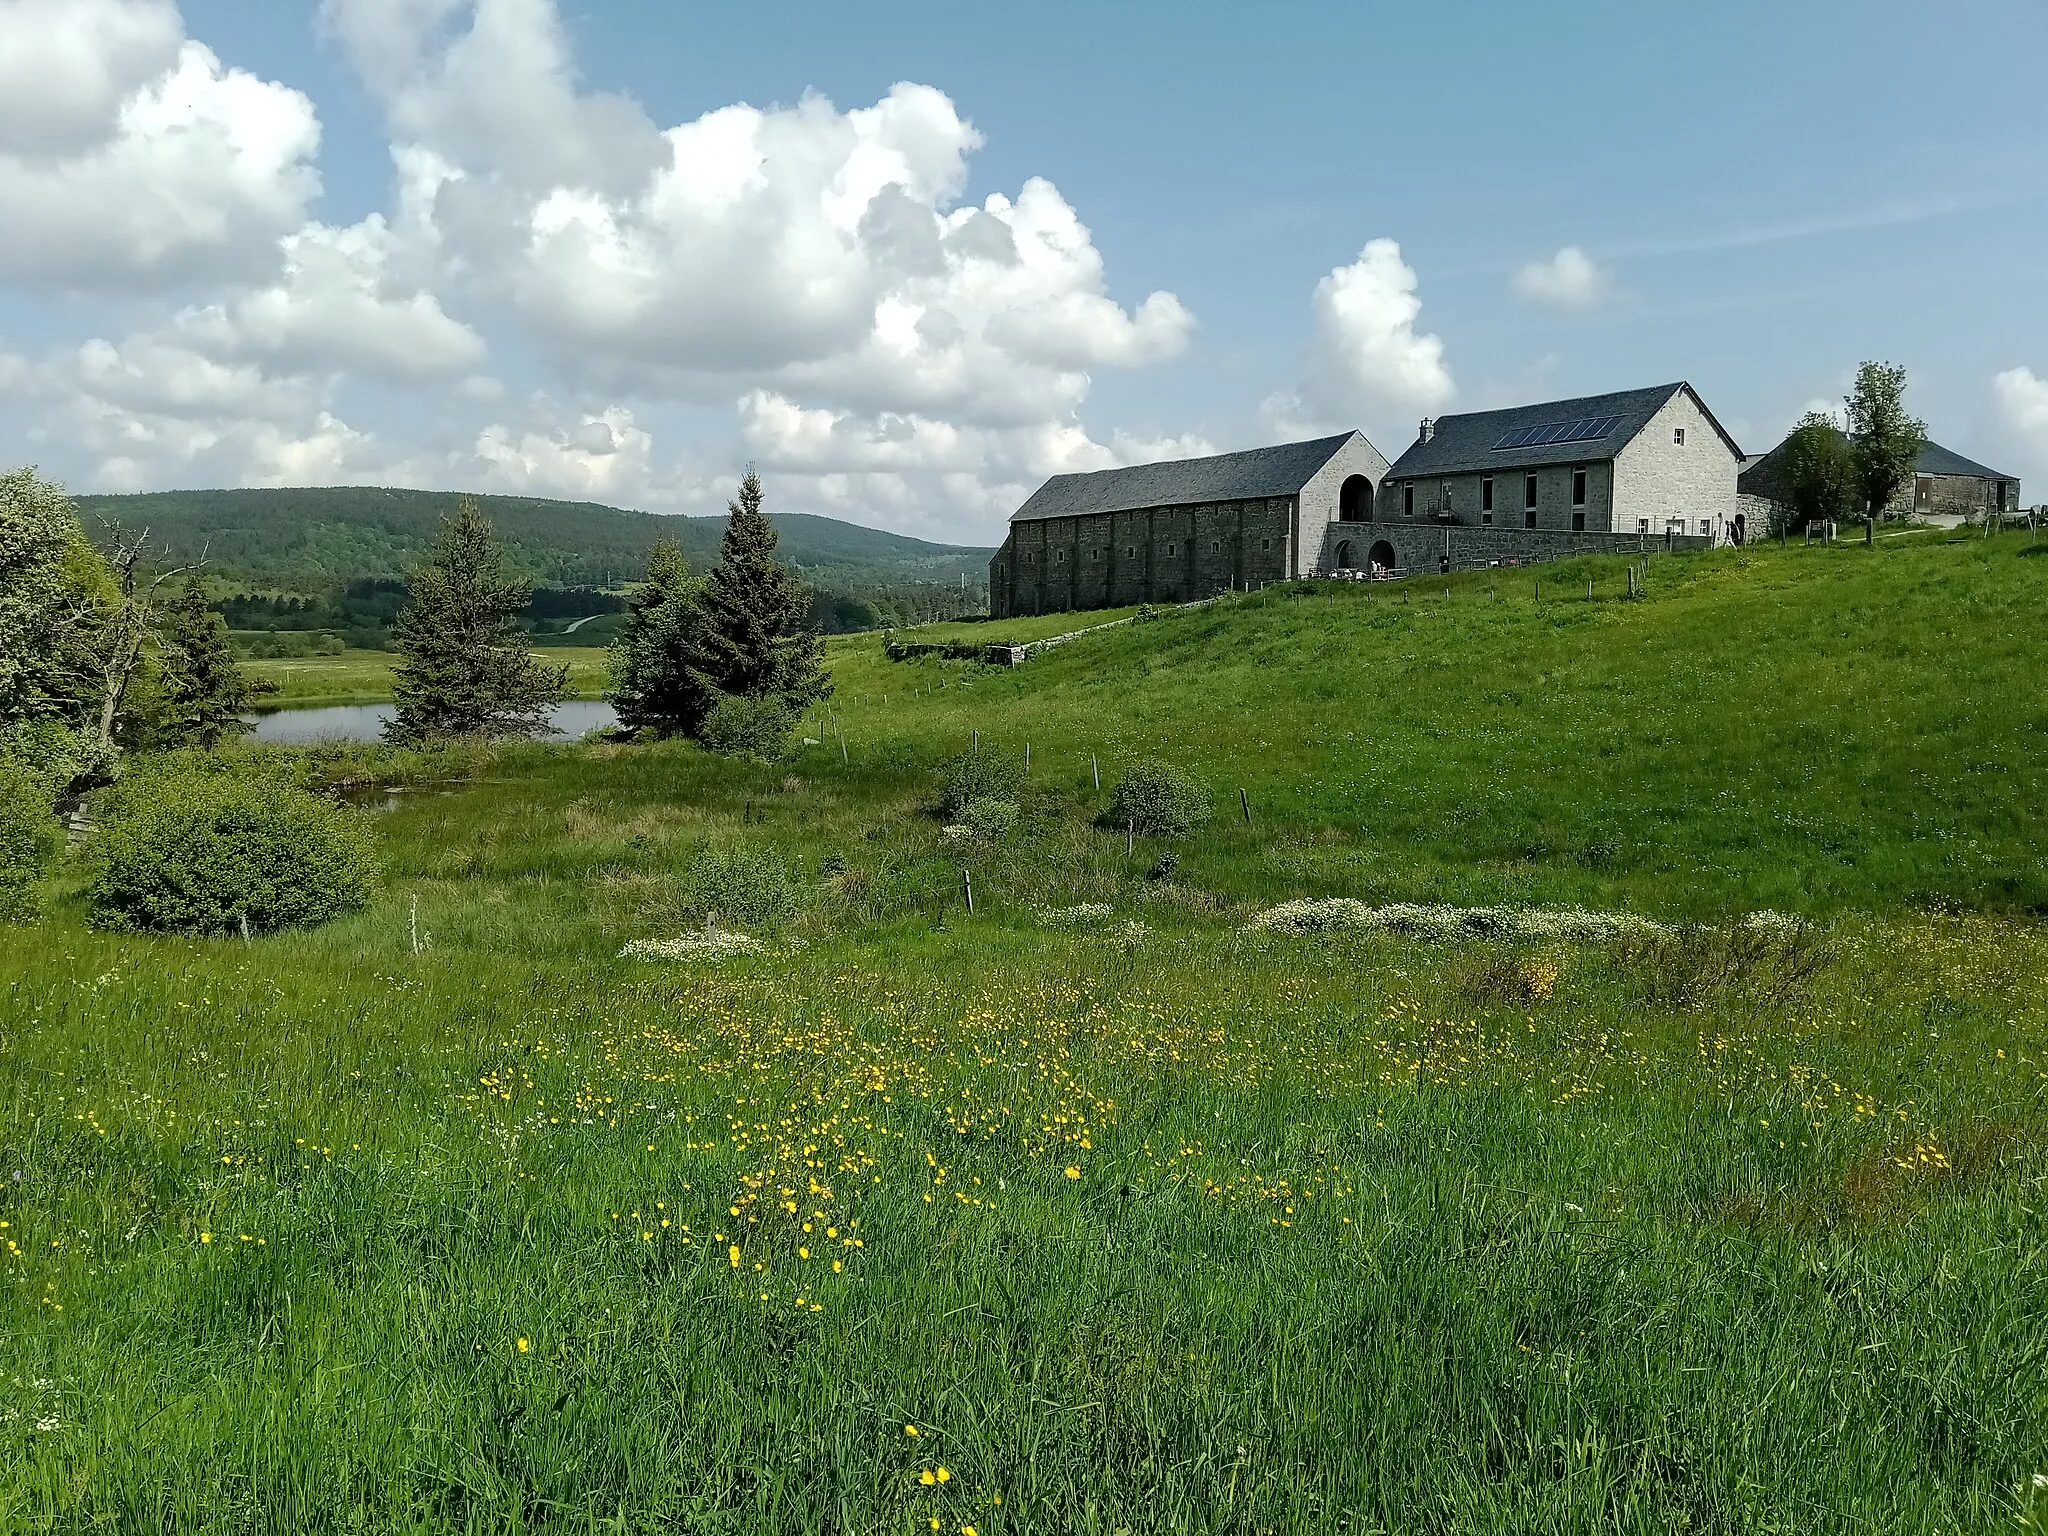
[248,700,617,744]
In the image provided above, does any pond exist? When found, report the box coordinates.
[247,700,618,744]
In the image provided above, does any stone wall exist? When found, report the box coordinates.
[1318,522,1709,576]
[991,497,1304,617]
[1612,389,1739,541]
[1369,460,1616,534]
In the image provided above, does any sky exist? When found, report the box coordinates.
[2,0,2044,545]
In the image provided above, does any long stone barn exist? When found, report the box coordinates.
[989,382,1741,618]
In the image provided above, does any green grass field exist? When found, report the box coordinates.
[248,647,612,706]
[6,536,2047,1533]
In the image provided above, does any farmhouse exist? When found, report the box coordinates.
[988,382,1741,617]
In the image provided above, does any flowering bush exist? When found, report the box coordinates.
[1249,899,1666,943]
[1038,902,1113,928]
[619,932,766,960]
[945,796,1017,842]
[941,751,1023,818]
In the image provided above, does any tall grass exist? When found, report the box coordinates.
[3,534,2045,1532]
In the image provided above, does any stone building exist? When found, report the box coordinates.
[987,382,1739,617]
[988,432,1387,618]
[1738,437,2021,526]
[1352,383,1742,575]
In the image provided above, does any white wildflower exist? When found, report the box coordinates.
[618,933,766,961]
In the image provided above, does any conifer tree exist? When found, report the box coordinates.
[607,537,709,735]
[679,472,830,732]
[157,577,268,747]
[386,497,566,743]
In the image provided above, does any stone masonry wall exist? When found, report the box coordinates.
[1611,389,1739,541]
[991,497,1303,618]
[1318,522,1708,577]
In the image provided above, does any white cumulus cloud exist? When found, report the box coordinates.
[1269,238,1454,439]
[1510,246,1615,311]
[0,4,321,287]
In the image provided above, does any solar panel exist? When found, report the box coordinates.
[1491,413,1629,451]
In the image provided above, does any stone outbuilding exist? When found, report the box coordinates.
[1738,437,2022,530]
[987,432,1387,618]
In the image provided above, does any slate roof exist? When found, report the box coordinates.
[1383,383,1738,479]
[1009,434,1360,523]
[1916,442,2017,482]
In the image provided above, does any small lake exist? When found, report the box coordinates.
[248,700,618,744]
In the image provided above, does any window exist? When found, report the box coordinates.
[1166,543,1176,557]
[1481,476,1494,513]
[1054,549,1065,563]
[1524,473,1538,510]
[1126,544,1136,558]
[1638,518,1649,534]
[1525,507,1537,529]
[1482,508,1493,526]
[1211,541,1221,555]
[1403,483,1415,517]
[1571,511,1586,532]
[1572,467,1587,506]
[1700,519,1711,536]
[1260,537,1270,551]
[1673,427,1687,446]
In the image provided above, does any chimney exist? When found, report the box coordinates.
[1419,418,1435,443]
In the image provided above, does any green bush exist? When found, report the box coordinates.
[680,844,801,929]
[0,758,62,922]
[941,749,1024,817]
[698,692,795,758]
[88,760,374,935]
[1108,759,1210,839]
[954,796,1019,840]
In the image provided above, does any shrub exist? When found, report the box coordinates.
[88,761,374,935]
[953,796,1018,841]
[1611,914,1830,1010]
[1108,760,1209,839]
[0,758,62,922]
[1247,899,1665,943]
[941,750,1023,817]
[699,692,795,758]
[679,844,801,929]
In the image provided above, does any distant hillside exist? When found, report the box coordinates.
[72,486,993,607]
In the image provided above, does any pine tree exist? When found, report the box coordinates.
[607,537,710,735]
[386,497,566,743]
[679,472,830,734]
[158,577,268,747]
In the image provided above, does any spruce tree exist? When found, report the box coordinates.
[679,472,830,733]
[386,497,566,743]
[158,577,268,747]
[607,537,710,735]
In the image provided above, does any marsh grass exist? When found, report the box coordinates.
[4,538,2047,1532]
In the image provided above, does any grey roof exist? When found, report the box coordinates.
[1383,383,1737,478]
[1009,434,1359,523]
[1917,441,2017,482]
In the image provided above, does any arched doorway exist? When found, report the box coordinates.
[1369,539,1396,575]
[1333,539,1356,570]
[1339,474,1371,521]
[1731,512,1746,546]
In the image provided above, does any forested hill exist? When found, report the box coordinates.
[72,486,994,596]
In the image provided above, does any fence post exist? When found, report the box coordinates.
[1093,754,1100,791]
[962,867,974,914]
[1240,787,1251,824]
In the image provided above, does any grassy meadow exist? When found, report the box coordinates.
[5,533,2047,1533]
[247,647,613,707]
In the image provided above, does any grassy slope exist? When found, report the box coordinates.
[4,534,2046,1533]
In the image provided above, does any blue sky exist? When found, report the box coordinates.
[2,0,2043,542]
